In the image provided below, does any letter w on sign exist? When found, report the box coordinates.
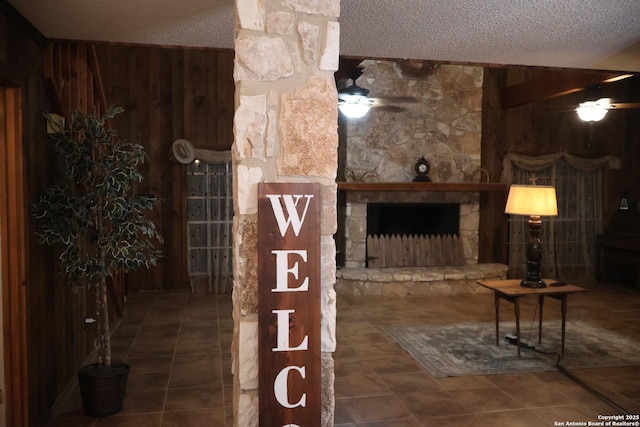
[266,194,315,237]
[257,183,321,427]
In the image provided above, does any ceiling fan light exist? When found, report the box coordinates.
[576,100,608,122]
[338,102,371,119]
[338,94,373,118]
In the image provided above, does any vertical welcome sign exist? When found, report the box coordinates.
[258,183,321,426]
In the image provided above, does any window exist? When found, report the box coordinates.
[187,161,233,293]
[507,159,602,281]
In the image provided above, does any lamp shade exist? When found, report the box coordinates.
[505,185,558,216]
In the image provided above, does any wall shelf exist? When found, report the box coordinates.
[337,182,508,192]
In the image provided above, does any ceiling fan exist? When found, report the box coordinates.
[540,82,640,122]
[574,98,640,121]
[337,67,418,118]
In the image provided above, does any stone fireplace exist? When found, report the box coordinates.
[335,61,508,296]
[341,61,485,268]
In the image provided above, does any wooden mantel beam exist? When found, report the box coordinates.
[501,70,634,109]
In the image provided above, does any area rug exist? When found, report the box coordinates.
[382,321,640,377]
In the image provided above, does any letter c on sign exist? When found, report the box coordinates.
[274,366,307,409]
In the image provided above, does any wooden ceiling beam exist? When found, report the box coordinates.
[500,70,634,109]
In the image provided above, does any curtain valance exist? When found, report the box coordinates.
[501,151,620,185]
[193,149,232,164]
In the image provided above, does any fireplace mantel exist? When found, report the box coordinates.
[337,182,507,192]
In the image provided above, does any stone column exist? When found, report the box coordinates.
[232,1,339,426]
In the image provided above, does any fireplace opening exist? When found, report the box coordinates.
[366,203,463,268]
[367,203,460,237]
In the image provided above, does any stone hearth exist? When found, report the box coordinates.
[336,263,508,297]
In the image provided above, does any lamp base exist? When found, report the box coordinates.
[520,278,547,288]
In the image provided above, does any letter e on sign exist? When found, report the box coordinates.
[257,183,321,427]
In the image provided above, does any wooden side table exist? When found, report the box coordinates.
[477,279,588,357]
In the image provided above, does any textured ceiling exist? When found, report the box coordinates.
[7,0,640,72]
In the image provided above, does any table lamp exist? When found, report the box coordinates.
[505,185,558,288]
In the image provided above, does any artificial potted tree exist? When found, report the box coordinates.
[33,106,162,417]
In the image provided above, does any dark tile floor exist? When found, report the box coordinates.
[334,281,640,426]
[46,281,640,426]
[45,292,233,427]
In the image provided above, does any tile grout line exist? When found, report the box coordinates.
[216,294,230,427]
[122,297,154,363]
[159,292,188,426]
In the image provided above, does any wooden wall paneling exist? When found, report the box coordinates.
[205,50,217,147]
[171,50,185,140]
[1,86,28,427]
[171,50,189,289]
[55,43,65,115]
[43,42,63,115]
[59,43,68,115]
[67,42,77,112]
[44,41,105,116]
[179,49,197,292]
[183,49,198,291]
[74,43,87,113]
[87,45,107,114]
[73,43,82,111]
[137,47,156,290]
[101,44,125,111]
[156,48,185,289]
[479,67,509,264]
[22,39,57,427]
[87,67,95,114]
[193,50,207,147]
[0,13,6,57]
[57,43,68,118]
[183,50,195,142]
[124,46,139,152]
[89,45,235,292]
[148,47,172,290]
[216,51,234,150]
[173,162,189,291]
[504,104,534,152]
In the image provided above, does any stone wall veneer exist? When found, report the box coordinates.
[345,61,483,184]
[279,77,338,177]
[233,1,339,426]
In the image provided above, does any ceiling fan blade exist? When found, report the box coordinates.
[371,105,407,113]
[609,102,640,110]
[537,104,577,112]
[369,97,419,106]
